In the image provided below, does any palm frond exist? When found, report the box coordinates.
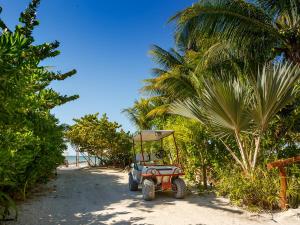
[149,45,184,70]
[170,77,252,138]
[146,104,169,118]
[122,98,156,130]
[122,107,141,128]
[252,62,300,131]
[169,98,206,123]
[172,0,280,49]
[150,68,167,77]
[257,0,300,14]
[170,61,300,137]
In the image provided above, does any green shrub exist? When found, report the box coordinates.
[215,165,300,211]
[287,164,300,209]
[215,166,280,211]
[0,1,77,220]
[0,192,17,221]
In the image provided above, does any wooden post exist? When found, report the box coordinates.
[278,166,287,210]
[267,155,300,210]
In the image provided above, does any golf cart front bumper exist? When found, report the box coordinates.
[141,172,185,191]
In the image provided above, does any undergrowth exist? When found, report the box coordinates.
[214,165,300,211]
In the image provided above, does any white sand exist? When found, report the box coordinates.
[9,167,300,225]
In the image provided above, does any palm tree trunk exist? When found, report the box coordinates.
[251,135,261,170]
[234,131,250,172]
[220,139,247,173]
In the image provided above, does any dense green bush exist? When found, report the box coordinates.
[0,0,78,220]
[215,166,280,211]
[215,165,300,211]
[287,165,300,208]
[160,116,229,188]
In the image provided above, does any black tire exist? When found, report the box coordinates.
[172,178,186,199]
[142,179,155,201]
[129,173,138,191]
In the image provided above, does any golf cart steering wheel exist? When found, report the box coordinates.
[155,149,167,159]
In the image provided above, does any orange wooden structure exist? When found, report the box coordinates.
[267,155,300,210]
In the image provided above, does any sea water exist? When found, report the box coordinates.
[65,156,97,164]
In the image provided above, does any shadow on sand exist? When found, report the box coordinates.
[9,167,243,225]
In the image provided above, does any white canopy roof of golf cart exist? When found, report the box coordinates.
[133,130,174,142]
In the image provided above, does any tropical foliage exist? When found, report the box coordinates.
[215,166,280,211]
[0,1,78,220]
[160,116,228,189]
[125,0,300,209]
[122,99,158,129]
[171,0,300,64]
[1,0,299,217]
[170,62,300,174]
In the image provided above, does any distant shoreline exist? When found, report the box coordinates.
[64,155,97,164]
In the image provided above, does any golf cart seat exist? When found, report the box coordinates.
[136,152,161,166]
[136,153,149,162]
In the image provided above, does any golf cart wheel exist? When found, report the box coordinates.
[142,179,155,201]
[172,178,186,199]
[129,173,138,191]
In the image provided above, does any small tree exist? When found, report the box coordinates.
[66,113,132,167]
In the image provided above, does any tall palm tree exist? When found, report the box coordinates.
[142,44,213,118]
[171,0,300,64]
[142,42,248,119]
[170,62,300,174]
[143,45,199,99]
[122,98,156,130]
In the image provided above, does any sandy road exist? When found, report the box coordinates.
[10,167,299,225]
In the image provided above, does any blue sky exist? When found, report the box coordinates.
[0,0,194,154]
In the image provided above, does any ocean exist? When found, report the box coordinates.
[65,156,98,164]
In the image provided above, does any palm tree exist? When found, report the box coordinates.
[170,62,300,174]
[122,98,156,130]
[142,45,211,118]
[143,38,249,106]
[171,0,300,64]
[143,45,199,98]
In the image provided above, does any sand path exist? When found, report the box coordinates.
[10,167,300,225]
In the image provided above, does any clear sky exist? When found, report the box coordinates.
[0,0,195,154]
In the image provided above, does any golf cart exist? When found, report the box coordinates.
[128,130,186,201]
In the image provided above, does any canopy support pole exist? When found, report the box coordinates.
[132,139,136,163]
[140,133,145,164]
